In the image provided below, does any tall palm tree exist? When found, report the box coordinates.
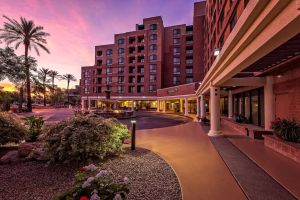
[48,70,59,92]
[62,74,76,104]
[37,67,50,106]
[0,15,50,112]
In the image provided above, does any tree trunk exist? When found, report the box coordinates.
[43,84,46,106]
[67,80,70,104]
[25,44,32,112]
[18,86,24,112]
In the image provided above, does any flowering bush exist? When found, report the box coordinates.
[44,115,130,163]
[0,112,26,145]
[55,164,129,200]
[271,118,300,143]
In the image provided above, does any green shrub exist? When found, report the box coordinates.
[24,115,44,142]
[0,112,27,145]
[271,118,300,143]
[44,115,130,163]
[55,164,129,200]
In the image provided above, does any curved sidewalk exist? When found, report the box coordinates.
[136,122,246,200]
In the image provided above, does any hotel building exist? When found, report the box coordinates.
[81,2,206,114]
[81,0,300,134]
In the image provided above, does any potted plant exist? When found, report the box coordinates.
[271,118,300,143]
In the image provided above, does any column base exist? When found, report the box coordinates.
[208,130,222,137]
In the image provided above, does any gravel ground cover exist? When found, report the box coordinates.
[0,148,181,200]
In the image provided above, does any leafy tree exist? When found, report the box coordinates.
[0,47,18,81]
[37,67,51,106]
[0,15,50,112]
[61,74,76,104]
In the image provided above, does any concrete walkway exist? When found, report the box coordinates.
[222,126,300,199]
[137,122,246,200]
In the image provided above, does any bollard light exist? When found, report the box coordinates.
[131,120,136,150]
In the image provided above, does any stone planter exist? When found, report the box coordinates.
[264,135,300,164]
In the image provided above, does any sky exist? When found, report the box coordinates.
[0,0,201,89]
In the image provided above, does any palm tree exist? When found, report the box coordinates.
[0,15,50,112]
[48,70,59,92]
[61,74,76,104]
[37,67,51,106]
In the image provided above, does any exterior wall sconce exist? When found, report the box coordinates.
[214,48,220,56]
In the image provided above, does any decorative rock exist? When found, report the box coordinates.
[18,142,44,157]
[31,148,49,161]
[0,150,20,164]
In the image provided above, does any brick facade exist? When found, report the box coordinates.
[81,2,206,99]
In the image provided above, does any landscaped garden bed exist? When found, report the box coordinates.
[0,148,181,200]
[264,118,300,163]
[0,112,181,199]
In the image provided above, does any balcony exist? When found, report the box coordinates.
[186,41,193,45]
[186,59,193,65]
[186,50,193,54]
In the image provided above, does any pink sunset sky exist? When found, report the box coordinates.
[0,0,201,89]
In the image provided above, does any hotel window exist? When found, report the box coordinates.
[84,87,89,94]
[186,67,193,74]
[173,57,180,64]
[118,57,124,64]
[118,48,124,55]
[149,44,157,52]
[173,76,180,85]
[118,67,124,74]
[150,24,157,31]
[97,60,103,66]
[138,66,144,74]
[106,68,112,74]
[149,54,157,62]
[137,85,144,93]
[118,38,125,45]
[97,77,102,84]
[106,49,113,56]
[128,86,135,93]
[173,38,180,44]
[173,66,180,74]
[97,86,101,93]
[106,59,112,66]
[149,85,156,92]
[149,34,157,41]
[150,75,156,82]
[106,77,112,84]
[173,47,180,55]
[117,85,124,93]
[129,76,135,83]
[173,28,181,36]
[150,64,157,73]
[219,10,224,30]
[118,76,124,84]
[129,66,135,74]
[96,51,102,57]
[96,69,102,75]
[138,76,144,83]
[186,76,193,83]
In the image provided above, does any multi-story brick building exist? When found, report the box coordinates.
[81,2,206,113]
[81,0,300,136]
[196,0,299,136]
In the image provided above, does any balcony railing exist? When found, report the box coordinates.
[186,41,193,45]
[186,60,193,64]
[186,50,193,54]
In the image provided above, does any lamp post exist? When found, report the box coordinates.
[131,120,136,150]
